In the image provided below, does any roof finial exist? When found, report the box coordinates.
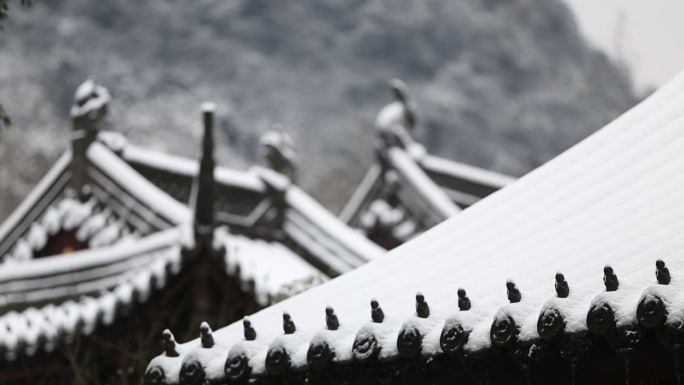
[325,306,339,331]
[390,79,417,130]
[656,259,671,285]
[603,266,619,291]
[371,299,384,323]
[200,321,214,348]
[188,103,222,257]
[283,312,296,334]
[416,292,430,318]
[243,318,257,341]
[506,280,521,303]
[70,78,111,201]
[259,127,299,181]
[161,329,179,357]
[374,79,419,150]
[457,288,471,311]
[555,273,569,298]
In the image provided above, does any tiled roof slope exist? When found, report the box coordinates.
[145,71,684,384]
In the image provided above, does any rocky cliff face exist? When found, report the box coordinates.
[0,0,636,216]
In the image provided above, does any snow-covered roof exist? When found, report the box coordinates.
[0,121,385,362]
[0,229,182,360]
[106,135,384,275]
[0,142,188,265]
[145,71,684,384]
[0,223,327,360]
[341,81,514,248]
[341,137,513,247]
[0,153,71,261]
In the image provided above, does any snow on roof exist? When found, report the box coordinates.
[341,134,514,246]
[119,140,265,192]
[216,228,325,306]
[88,142,191,225]
[282,180,385,273]
[102,132,383,271]
[0,221,330,360]
[0,229,182,360]
[146,71,684,384]
[0,152,71,259]
[1,195,134,264]
[387,147,460,220]
[420,153,515,190]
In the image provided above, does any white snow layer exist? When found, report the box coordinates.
[119,141,265,192]
[3,197,128,264]
[88,142,191,225]
[150,70,684,381]
[0,229,182,359]
[216,227,324,305]
[388,147,460,219]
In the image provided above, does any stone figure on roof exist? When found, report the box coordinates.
[374,79,419,150]
[259,127,299,181]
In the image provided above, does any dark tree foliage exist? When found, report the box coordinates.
[0,0,31,132]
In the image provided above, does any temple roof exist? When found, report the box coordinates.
[145,71,684,384]
[0,82,383,362]
[108,134,384,275]
[341,82,514,246]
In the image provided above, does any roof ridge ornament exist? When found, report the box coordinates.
[283,312,296,334]
[416,292,430,318]
[506,280,521,303]
[161,329,179,357]
[259,127,298,182]
[325,306,339,331]
[70,77,111,201]
[555,273,570,298]
[603,266,619,291]
[371,299,384,323]
[200,321,214,348]
[374,79,420,151]
[183,103,226,261]
[243,318,257,341]
[457,288,471,311]
[656,259,671,285]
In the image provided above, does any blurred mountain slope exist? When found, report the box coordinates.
[0,0,636,217]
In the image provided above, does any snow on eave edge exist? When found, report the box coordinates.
[0,152,71,248]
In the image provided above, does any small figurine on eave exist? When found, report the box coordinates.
[374,79,421,150]
[283,312,296,334]
[200,322,214,348]
[416,292,430,318]
[161,329,179,357]
[325,306,340,331]
[506,280,521,303]
[656,259,671,285]
[603,266,619,291]
[243,318,257,341]
[457,288,471,311]
[371,299,384,323]
[259,127,299,181]
[555,273,569,298]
